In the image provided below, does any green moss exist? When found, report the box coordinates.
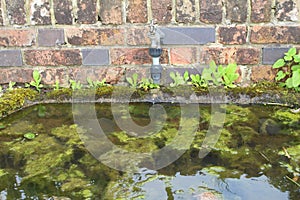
[46,88,72,101]
[0,88,38,118]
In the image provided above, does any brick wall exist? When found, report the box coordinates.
[0,0,299,85]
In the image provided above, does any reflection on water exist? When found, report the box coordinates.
[0,103,299,199]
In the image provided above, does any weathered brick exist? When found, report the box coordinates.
[250,26,300,44]
[218,26,247,44]
[200,47,260,65]
[111,48,168,65]
[77,0,97,24]
[236,48,260,65]
[127,0,148,23]
[226,0,248,23]
[152,0,172,23]
[200,0,223,24]
[262,47,290,64]
[100,0,123,25]
[275,0,299,21]
[42,67,69,85]
[38,29,65,47]
[251,66,276,82]
[70,67,125,84]
[54,0,73,25]
[127,27,150,46]
[0,50,23,66]
[251,0,272,23]
[0,29,35,47]
[0,68,34,84]
[170,47,197,64]
[161,27,215,45]
[82,49,109,66]
[176,0,196,23]
[5,0,27,25]
[24,50,82,66]
[30,0,51,25]
[66,28,125,45]
[0,1,3,25]
[125,67,151,81]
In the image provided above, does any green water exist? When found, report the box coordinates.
[0,103,299,199]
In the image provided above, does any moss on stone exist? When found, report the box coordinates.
[0,88,38,118]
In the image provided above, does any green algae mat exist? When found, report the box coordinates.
[0,103,299,199]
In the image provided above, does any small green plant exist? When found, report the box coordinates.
[201,61,239,88]
[69,80,83,90]
[169,71,189,87]
[138,78,160,91]
[219,63,239,88]
[272,47,300,91]
[190,74,207,88]
[28,70,43,92]
[8,81,16,91]
[126,73,139,88]
[87,78,107,88]
[0,86,2,94]
[53,80,60,90]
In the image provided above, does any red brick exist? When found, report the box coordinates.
[0,68,33,84]
[170,47,197,64]
[66,28,125,46]
[200,0,223,23]
[0,29,36,47]
[152,0,172,23]
[70,67,125,84]
[250,26,300,44]
[251,0,272,23]
[236,48,260,65]
[5,0,27,25]
[42,67,70,85]
[218,26,247,44]
[200,47,260,65]
[226,0,248,23]
[176,0,196,23]
[100,0,123,25]
[127,27,151,46]
[24,50,82,66]
[54,0,73,25]
[127,0,148,23]
[111,48,168,65]
[77,0,97,24]
[251,65,276,82]
[30,0,51,25]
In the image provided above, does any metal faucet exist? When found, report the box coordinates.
[148,20,164,84]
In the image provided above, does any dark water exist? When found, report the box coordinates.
[0,103,299,200]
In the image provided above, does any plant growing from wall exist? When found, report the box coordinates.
[126,73,139,88]
[201,61,239,88]
[8,81,16,91]
[26,70,43,92]
[190,74,208,88]
[53,80,60,90]
[272,47,300,91]
[169,71,189,87]
[87,78,107,88]
[69,80,83,90]
[138,78,160,91]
